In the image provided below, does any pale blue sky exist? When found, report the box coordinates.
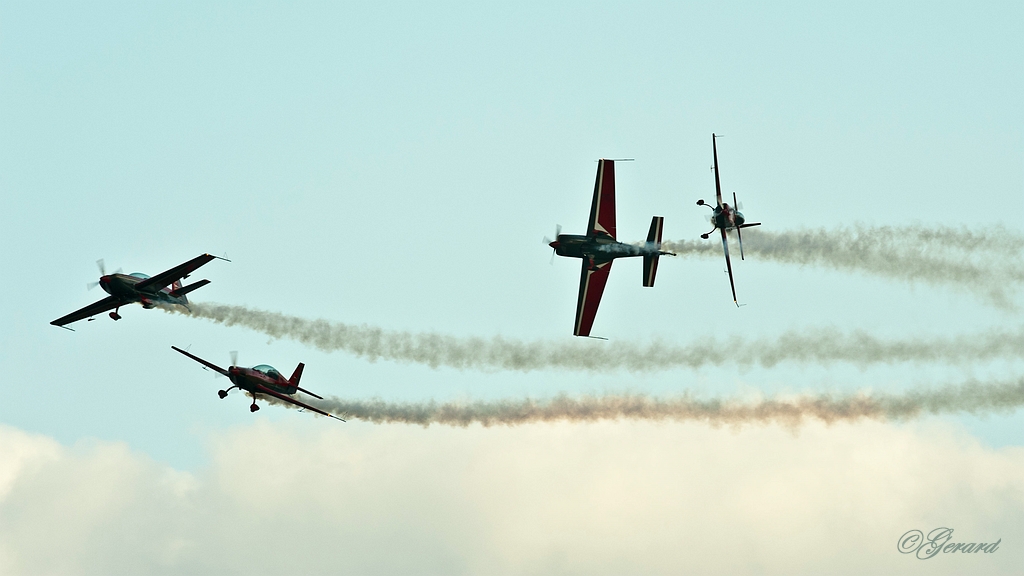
[3,1,1022,466]
[2,2,1024,572]
[2,8,1024,570]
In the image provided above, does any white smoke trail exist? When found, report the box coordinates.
[168,302,1024,372]
[263,379,1024,427]
[660,225,1024,307]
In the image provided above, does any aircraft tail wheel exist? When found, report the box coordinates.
[250,403,260,413]
[218,390,228,399]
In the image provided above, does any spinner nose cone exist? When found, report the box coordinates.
[548,240,560,250]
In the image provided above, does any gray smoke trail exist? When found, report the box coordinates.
[660,225,1024,308]
[265,379,1024,427]
[169,302,1024,372]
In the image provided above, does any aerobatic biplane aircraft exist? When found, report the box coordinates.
[696,134,761,306]
[50,253,227,328]
[171,346,345,421]
[546,159,674,337]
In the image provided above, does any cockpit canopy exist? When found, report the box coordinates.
[129,272,150,279]
[252,364,283,380]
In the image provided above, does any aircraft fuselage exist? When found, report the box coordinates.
[550,234,663,265]
[712,203,746,231]
[99,273,187,309]
[227,368,299,396]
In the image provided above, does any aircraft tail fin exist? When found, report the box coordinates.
[288,363,304,386]
[643,216,664,287]
[288,362,325,399]
[169,279,211,298]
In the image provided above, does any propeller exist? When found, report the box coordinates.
[87,259,121,290]
[97,260,122,275]
[542,224,562,245]
[542,224,562,264]
[230,350,239,367]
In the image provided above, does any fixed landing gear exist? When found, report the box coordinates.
[250,402,260,413]
[218,390,228,399]
[109,308,122,321]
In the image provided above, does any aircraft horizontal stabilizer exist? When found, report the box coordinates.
[643,255,659,287]
[169,279,210,297]
[296,387,323,400]
[643,216,664,287]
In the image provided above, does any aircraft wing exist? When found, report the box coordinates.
[587,159,616,239]
[254,384,346,421]
[171,345,230,376]
[51,296,121,327]
[712,134,723,207]
[573,260,613,337]
[134,253,220,292]
[720,228,738,306]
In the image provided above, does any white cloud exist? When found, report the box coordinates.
[0,420,1022,575]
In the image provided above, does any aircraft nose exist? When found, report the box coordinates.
[548,241,560,249]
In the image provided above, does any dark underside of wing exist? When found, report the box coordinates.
[171,345,230,376]
[134,253,217,292]
[574,260,613,337]
[256,384,343,420]
[50,296,122,326]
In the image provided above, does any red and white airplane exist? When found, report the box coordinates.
[546,159,673,337]
[172,346,345,421]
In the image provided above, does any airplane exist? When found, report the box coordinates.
[696,134,761,306]
[50,253,227,328]
[546,159,674,337]
[171,346,345,421]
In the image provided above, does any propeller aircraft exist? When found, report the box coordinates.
[696,134,761,306]
[51,253,227,328]
[547,159,674,337]
[171,346,345,421]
